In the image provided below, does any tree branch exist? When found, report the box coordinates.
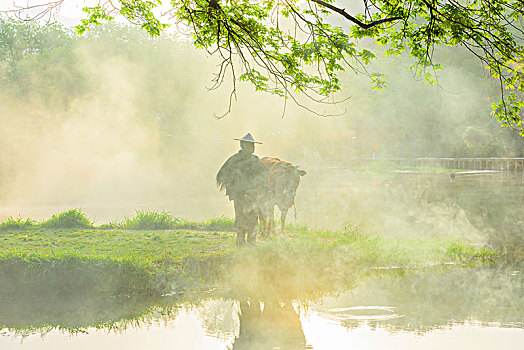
[309,0,403,29]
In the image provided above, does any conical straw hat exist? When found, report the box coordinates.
[233,133,262,144]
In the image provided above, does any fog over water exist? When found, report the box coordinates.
[0,23,522,246]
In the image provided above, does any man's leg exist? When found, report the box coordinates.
[234,198,248,247]
[246,205,259,244]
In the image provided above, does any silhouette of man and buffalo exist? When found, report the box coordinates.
[216,133,307,246]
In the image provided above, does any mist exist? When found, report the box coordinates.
[0,23,522,248]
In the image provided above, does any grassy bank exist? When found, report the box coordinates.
[0,210,495,298]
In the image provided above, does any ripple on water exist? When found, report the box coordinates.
[326,306,404,321]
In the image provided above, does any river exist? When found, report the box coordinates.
[1,260,522,349]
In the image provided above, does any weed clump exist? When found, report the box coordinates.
[446,241,496,261]
[0,216,36,231]
[123,210,182,230]
[40,209,93,229]
[199,216,235,231]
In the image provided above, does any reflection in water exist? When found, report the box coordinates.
[232,300,307,350]
[1,263,522,335]
[312,261,524,333]
[301,316,524,350]
[1,261,524,349]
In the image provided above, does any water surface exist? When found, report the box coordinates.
[1,262,522,349]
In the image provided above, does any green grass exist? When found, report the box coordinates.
[224,225,496,298]
[0,228,234,268]
[97,211,235,231]
[0,216,36,231]
[39,209,93,229]
[0,209,93,231]
[0,210,496,299]
[0,210,235,232]
[0,251,153,294]
[197,216,235,231]
[122,210,183,230]
[0,227,235,296]
[0,210,504,333]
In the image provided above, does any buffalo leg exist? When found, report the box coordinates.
[280,208,288,234]
[247,231,256,244]
[236,231,246,246]
[258,207,267,237]
[267,205,275,236]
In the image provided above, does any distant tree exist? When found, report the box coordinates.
[0,18,67,80]
[3,1,524,134]
[341,46,524,158]
[0,18,85,109]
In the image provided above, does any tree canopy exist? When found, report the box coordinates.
[0,18,522,158]
[3,0,524,134]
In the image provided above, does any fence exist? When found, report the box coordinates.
[320,157,524,171]
[391,158,524,171]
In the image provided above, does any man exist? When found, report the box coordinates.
[216,133,269,246]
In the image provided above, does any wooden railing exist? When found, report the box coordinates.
[391,158,524,171]
[319,157,524,171]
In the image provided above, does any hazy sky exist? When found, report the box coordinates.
[0,0,84,17]
[0,0,169,25]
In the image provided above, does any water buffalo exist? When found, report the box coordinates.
[260,157,307,235]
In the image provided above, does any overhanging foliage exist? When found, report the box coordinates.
[3,0,524,133]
